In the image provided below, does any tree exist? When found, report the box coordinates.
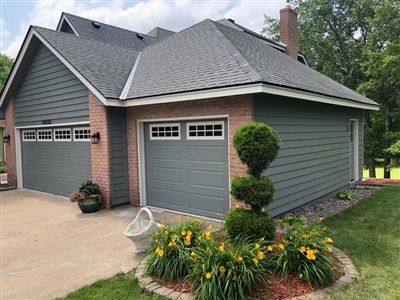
[261,0,400,178]
[0,54,14,91]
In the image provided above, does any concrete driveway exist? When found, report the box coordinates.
[1,190,144,300]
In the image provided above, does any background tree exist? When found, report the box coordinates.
[0,54,14,91]
[261,0,400,178]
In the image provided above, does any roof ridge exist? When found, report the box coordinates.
[63,12,155,39]
[33,26,142,52]
[209,20,262,83]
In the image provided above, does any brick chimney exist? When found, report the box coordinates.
[280,5,298,60]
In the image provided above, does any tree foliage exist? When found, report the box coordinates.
[261,0,400,177]
[0,54,14,91]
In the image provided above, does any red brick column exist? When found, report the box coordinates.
[88,91,112,209]
[126,95,254,207]
[4,98,17,187]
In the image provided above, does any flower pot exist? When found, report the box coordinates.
[78,198,101,213]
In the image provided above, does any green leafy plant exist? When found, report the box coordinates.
[145,217,206,281]
[225,122,280,243]
[273,216,342,287]
[336,191,353,201]
[224,207,276,244]
[69,180,101,203]
[386,140,400,169]
[188,230,273,300]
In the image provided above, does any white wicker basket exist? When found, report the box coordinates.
[124,207,160,254]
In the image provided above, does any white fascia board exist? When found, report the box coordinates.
[106,83,379,111]
[260,85,379,111]
[0,28,107,107]
[57,15,80,37]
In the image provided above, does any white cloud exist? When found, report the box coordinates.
[4,0,285,58]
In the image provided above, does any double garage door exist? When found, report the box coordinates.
[21,127,92,197]
[145,119,229,218]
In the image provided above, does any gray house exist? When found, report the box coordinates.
[0,6,378,218]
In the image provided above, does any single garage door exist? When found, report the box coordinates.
[145,119,229,218]
[21,127,92,197]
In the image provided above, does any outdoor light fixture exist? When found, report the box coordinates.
[3,135,10,143]
[91,132,100,144]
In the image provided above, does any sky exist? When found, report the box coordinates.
[0,0,286,58]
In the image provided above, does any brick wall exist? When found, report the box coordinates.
[280,5,298,60]
[4,98,17,187]
[126,95,254,207]
[88,91,112,209]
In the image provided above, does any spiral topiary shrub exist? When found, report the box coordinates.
[225,208,276,243]
[230,176,275,211]
[225,122,280,243]
[233,123,280,178]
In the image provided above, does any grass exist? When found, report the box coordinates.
[55,187,400,300]
[54,270,169,300]
[363,167,400,179]
[323,186,400,300]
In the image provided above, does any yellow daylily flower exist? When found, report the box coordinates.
[238,256,243,262]
[219,266,226,273]
[257,251,265,260]
[306,249,316,260]
[267,246,273,252]
[205,272,212,279]
[300,246,307,253]
[324,237,333,244]
[218,244,224,252]
[278,244,284,250]
[255,244,260,249]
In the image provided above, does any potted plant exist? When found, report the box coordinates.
[70,180,102,213]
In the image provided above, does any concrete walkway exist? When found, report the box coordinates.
[1,190,145,299]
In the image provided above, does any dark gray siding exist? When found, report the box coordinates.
[254,94,363,217]
[14,43,89,127]
[109,107,130,205]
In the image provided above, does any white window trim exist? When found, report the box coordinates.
[149,123,181,140]
[36,129,53,142]
[53,128,72,142]
[22,130,36,142]
[186,121,224,140]
[73,127,91,142]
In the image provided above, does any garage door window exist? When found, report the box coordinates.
[187,121,224,140]
[37,130,52,141]
[22,130,36,142]
[73,127,91,141]
[150,123,180,140]
[54,128,72,141]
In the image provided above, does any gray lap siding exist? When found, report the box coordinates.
[14,43,89,127]
[254,94,363,217]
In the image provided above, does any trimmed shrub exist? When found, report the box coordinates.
[230,176,275,211]
[188,230,273,300]
[225,208,276,243]
[145,217,206,281]
[273,216,342,287]
[233,123,280,178]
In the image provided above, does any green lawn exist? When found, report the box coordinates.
[54,270,169,300]
[56,187,400,300]
[324,186,400,300]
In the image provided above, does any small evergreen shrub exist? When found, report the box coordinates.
[386,140,400,168]
[225,208,276,243]
[188,230,273,300]
[273,216,342,287]
[233,123,280,178]
[230,176,275,211]
[145,217,206,281]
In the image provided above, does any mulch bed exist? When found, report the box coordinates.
[362,179,400,186]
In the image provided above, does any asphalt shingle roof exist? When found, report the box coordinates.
[63,13,161,50]
[30,14,377,107]
[34,26,139,99]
